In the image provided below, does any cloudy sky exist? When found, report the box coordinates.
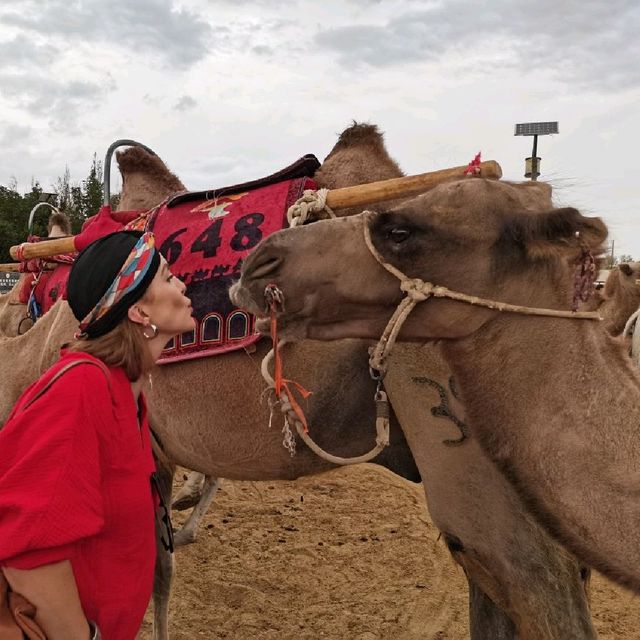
[1,0,638,256]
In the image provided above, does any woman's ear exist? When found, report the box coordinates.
[128,305,148,326]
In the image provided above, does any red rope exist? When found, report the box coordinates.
[268,299,313,433]
[464,151,482,176]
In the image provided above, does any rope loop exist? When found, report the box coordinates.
[286,188,335,227]
[400,278,433,302]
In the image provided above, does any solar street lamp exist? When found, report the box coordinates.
[38,192,58,204]
[514,121,559,181]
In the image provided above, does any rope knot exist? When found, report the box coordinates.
[286,188,335,227]
[400,278,433,301]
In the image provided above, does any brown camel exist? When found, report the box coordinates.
[0,129,421,640]
[1,129,595,639]
[119,125,593,639]
[598,262,640,335]
[0,281,32,337]
[232,176,640,599]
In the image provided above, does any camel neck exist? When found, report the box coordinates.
[442,313,640,433]
[439,304,640,593]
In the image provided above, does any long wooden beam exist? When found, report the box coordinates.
[326,160,501,210]
[9,160,502,261]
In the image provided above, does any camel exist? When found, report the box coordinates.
[597,262,640,335]
[231,176,640,600]
[0,283,32,337]
[120,130,595,639]
[1,128,596,639]
[0,131,423,640]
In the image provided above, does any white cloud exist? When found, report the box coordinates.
[174,95,198,111]
[0,0,212,69]
[0,0,638,258]
[314,0,640,92]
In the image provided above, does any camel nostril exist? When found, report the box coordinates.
[250,256,283,280]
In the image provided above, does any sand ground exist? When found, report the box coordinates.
[138,464,639,639]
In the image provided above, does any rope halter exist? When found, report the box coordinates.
[362,212,602,375]
[286,188,336,227]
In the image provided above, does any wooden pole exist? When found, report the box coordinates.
[325,160,502,210]
[0,262,63,272]
[9,160,502,261]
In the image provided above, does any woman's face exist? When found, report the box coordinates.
[140,257,195,337]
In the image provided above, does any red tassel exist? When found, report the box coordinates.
[269,305,313,432]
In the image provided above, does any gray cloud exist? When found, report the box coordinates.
[0,0,212,69]
[0,73,106,130]
[0,37,60,68]
[174,95,197,111]
[314,0,640,91]
[0,123,32,147]
[252,45,274,56]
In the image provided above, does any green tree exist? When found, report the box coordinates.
[80,153,103,220]
[53,165,83,233]
[0,153,110,262]
[0,181,44,261]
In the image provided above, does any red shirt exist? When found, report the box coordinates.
[0,351,156,640]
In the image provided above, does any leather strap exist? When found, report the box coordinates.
[21,359,111,413]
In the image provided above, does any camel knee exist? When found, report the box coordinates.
[172,470,206,511]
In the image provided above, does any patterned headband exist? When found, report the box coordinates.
[77,232,157,336]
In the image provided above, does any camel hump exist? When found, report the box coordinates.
[116,146,186,193]
[330,122,387,152]
[314,121,404,215]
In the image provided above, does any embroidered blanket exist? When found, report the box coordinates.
[18,154,319,363]
[150,176,316,363]
[17,235,75,314]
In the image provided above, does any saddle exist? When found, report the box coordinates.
[16,155,321,364]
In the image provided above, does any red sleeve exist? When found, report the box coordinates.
[0,364,111,569]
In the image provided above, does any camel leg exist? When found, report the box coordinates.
[174,476,221,547]
[152,459,175,640]
[172,470,206,511]
[468,580,516,640]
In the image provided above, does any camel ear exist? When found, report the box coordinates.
[502,207,608,262]
[619,263,633,276]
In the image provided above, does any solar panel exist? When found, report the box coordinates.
[514,122,559,136]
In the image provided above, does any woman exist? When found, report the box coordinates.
[0,230,194,639]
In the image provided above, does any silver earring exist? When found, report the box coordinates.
[143,323,158,339]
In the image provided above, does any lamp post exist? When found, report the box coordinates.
[514,121,559,181]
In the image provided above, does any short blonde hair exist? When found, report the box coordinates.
[67,318,155,381]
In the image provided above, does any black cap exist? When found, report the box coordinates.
[67,230,160,339]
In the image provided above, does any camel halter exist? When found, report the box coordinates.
[362,213,602,374]
[259,191,389,465]
[261,283,390,465]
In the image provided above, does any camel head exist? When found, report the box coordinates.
[231,178,607,342]
[599,261,640,335]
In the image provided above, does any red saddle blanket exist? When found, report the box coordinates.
[20,153,319,363]
[17,236,75,314]
[150,176,315,363]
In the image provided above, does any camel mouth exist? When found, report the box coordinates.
[256,314,312,342]
[229,281,268,317]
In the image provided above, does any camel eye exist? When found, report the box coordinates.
[389,227,411,243]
